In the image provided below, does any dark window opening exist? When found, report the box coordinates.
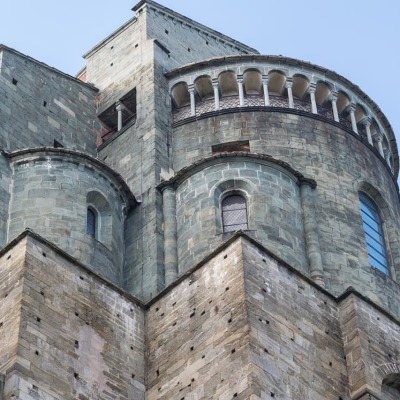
[212,141,250,154]
[222,194,248,232]
[86,207,96,238]
[98,88,137,143]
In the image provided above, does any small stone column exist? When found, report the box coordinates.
[212,79,220,111]
[373,132,385,157]
[309,83,318,114]
[188,84,196,117]
[285,78,294,108]
[300,182,325,287]
[262,76,270,106]
[237,76,245,107]
[329,92,340,122]
[384,149,391,167]
[360,117,373,145]
[162,186,178,285]
[349,103,358,134]
[115,101,123,131]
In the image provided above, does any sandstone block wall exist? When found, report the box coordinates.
[146,238,252,399]
[0,154,11,248]
[8,152,129,285]
[172,111,400,315]
[242,239,349,399]
[340,294,400,399]
[0,48,98,154]
[174,159,307,276]
[146,235,400,399]
[0,233,145,400]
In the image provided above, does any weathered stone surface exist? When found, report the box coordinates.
[0,234,145,400]
[1,0,400,398]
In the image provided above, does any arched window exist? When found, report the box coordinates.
[86,207,97,238]
[359,192,389,274]
[221,194,248,232]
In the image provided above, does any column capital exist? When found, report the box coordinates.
[359,116,372,127]
[343,103,356,115]
[285,77,293,89]
[262,75,269,83]
[384,148,391,158]
[349,102,357,113]
[329,91,338,102]
[212,78,219,87]
[308,82,317,93]
[115,100,124,112]
[237,75,244,84]
[373,131,383,142]
[188,84,195,93]
[160,184,175,194]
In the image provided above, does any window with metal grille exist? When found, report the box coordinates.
[221,194,248,232]
[359,193,389,275]
[86,207,96,238]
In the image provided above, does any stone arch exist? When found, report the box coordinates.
[171,81,190,109]
[87,190,112,249]
[315,81,332,106]
[355,104,369,140]
[212,178,255,234]
[377,363,400,399]
[355,104,368,123]
[336,90,351,114]
[292,74,310,100]
[268,70,286,96]
[194,75,213,101]
[356,181,399,279]
[218,70,238,97]
[243,68,263,95]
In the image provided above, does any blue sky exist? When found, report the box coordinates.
[2,0,400,159]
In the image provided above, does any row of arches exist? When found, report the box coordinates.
[171,69,393,170]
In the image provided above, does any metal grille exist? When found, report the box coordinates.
[339,116,352,130]
[317,105,333,119]
[244,96,264,107]
[269,95,288,108]
[358,126,368,142]
[293,98,312,112]
[196,99,215,115]
[173,105,191,122]
[220,96,240,110]
[222,195,248,232]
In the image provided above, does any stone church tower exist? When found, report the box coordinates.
[0,1,399,399]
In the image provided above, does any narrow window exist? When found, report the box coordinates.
[86,207,96,238]
[222,194,248,232]
[359,193,389,274]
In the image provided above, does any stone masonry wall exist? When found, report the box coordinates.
[145,3,256,73]
[0,48,98,154]
[147,235,400,399]
[146,238,253,399]
[0,154,11,248]
[174,159,307,276]
[340,293,400,399]
[242,238,349,399]
[172,111,400,317]
[1,233,145,400]
[0,238,27,376]
[87,11,164,300]
[8,152,127,285]
[89,1,258,300]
